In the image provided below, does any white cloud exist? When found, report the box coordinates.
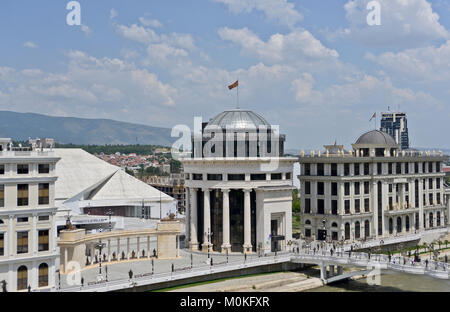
[218,27,339,64]
[23,41,38,49]
[116,24,159,44]
[213,0,303,28]
[139,17,163,28]
[338,0,449,47]
[81,24,92,36]
[110,8,118,19]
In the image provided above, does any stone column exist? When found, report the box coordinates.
[372,181,378,238]
[221,189,231,253]
[90,244,95,265]
[190,188,199,250]
[147,236,150,258]
[126,237,130,259]
[419,179,424,230]
[243,189,252,253]
[202,188,211,252]
[107,239,111,262]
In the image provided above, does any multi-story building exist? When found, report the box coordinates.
[0,138,60,292]
[147,173,186,214]
[298,130,449,243]
[380,111,409,149]
[182,109,296,254]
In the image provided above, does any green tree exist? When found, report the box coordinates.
[292,189,301,213]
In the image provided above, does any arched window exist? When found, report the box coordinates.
[389,218,393,234]
[305,220,311,225]
[0,219,4,224]
[405,216,410,232]
[345,223,350,240]
[331,222,338,228]
[396,217,402,233]
[429,212,434,228]
[17,265,28,290]
[437,211,441,227]
[364,220,370,238]
[355,222,360,239]
[38,263,48,287]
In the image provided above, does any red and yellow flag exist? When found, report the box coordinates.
[228,80,239,90]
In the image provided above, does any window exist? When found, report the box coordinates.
[344,183,350,196]
[437,178,441,189]
[317,199,325,214]
[228,174,245,181]
[0,165,4,174]
[207,174,222,181]
[414,162,419,173]
[405,196,409,208]
[317,163,324,176]
[250,174,266,181]
[428,162,433,173]
[437,193,441,205]
[305,181,311,195]
[364,163,370,175]
[38,164,50,174]
[38,263,49,287]
[396,162,402,174]
[389,184,393,193]
[17,217,28,223]
[38,230,49,252]
[304,163,311,176]
[355,199,360,213]
[317,182,324,195]
[429,178,433,190]
[355,222,360,239]
[0,184,4,207]
[17,266,28,291]
[436,162,441,173]
[354,182,360,195]
[17,164,29,174]
[331,163,337,176]
[422,162,426,173]
[17,231,28,254]
[404,163,409,174]
[364,198,370,212]
[344,163,350,176]
[345,223,350,240]
[405,183,409,192]
[364,182,370,194]
[286,173,291,179]
[354,163,360,175]
[38,183,49,205]
[377,163,382,175]
[304,199,311,214]
[0,233,4,256]
[331,200,338,215]
[389,197,393,210]
[345,200,350,214]
[429,193,433,205]
[388,163,393,174]
[331,183,337,196]
[271,173,282,180]
[38,215,49,222]
[192,174,203,180]
[17,184,28,206]
[305,228,311,237]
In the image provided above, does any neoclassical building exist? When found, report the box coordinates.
[298,130,449,243]
[182,109,296,254]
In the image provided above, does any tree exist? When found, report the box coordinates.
[292,189,301,214]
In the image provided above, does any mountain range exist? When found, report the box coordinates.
[0,111,175,146]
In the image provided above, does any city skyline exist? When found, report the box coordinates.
[0,0,449,150]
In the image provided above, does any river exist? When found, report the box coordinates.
[307,270,450,292]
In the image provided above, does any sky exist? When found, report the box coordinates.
[0,0,449,150]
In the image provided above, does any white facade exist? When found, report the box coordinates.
[0,139,59,292]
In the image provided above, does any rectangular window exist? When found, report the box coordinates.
[344,183,350,196]
[405,183,409,192]
[364,198,370,212]
[38,230,49,252]
[227,174,245,181]
[389,184,393,193]
[364,181,370,194]
[38,164,50,174]
[354,163,360,176]
[429,193,433,205]
[317,163,324,176]
[17,164,29,174]
[250,174,266,181]
[429,178,433,190]
[377,163,382,175]
[192,174,203,181]
[317,182,324,195]
[437,178,441,189]
[317,199,324,214]
[396,162,402,174]
[285,172,291,180]
[0,185,4,207]
[405,195,409,208]
[355,199,360,213]
[38,215,50,222]
[304,198,311,214]
[305,181,311,195]
[344,163,350,176]
[364,163,370,175]
[404,163,409,174]
[345,200,350,214]
[207,174,223,181]
[17,184,28,206]
[17,231,28,254]
[331,200,338,215]
[354,182,360,195]
[436,162,441,173]
[17,217,28,223]
[331,182,337,196]
[304,163,311,176]
[271,173,282,180]
[389,197,393,210]
[0,165,4,175]
[38,183,50,205]
[388,163,393,175]
[331,163,337,176]
[437,193,441,205]
[428,162,433,173]
[305,228,311,237]
[0,233,3,256]
[414,163,419,173]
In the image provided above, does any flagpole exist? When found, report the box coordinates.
[237,78,239,109]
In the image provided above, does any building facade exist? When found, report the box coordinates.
[299,130,448,243]
[0,138,60,292]
[380,111,409,149]
[147,173,186,214]
[182,109,296,254]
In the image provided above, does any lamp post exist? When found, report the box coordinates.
[105,209,113,232]
[152,259,154,275]
[95,242,106,281]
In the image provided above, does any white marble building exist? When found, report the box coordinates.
[182,109,296,254]
[0,138,59,292]
[298,130,449,243]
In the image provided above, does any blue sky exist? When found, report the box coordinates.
[0,0,449,149]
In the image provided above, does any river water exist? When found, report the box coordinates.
[307,270,450,292]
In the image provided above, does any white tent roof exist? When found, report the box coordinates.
[53,148,173,203]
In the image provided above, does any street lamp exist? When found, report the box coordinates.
[105,209,113,232]
[95,242,106,280]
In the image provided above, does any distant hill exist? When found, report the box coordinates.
[0,111,175,146]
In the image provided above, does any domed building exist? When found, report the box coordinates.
[298,129,449,243]
[182,108,296,254]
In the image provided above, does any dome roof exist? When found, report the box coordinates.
[205,109,270,130]
[355,130,397,146]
